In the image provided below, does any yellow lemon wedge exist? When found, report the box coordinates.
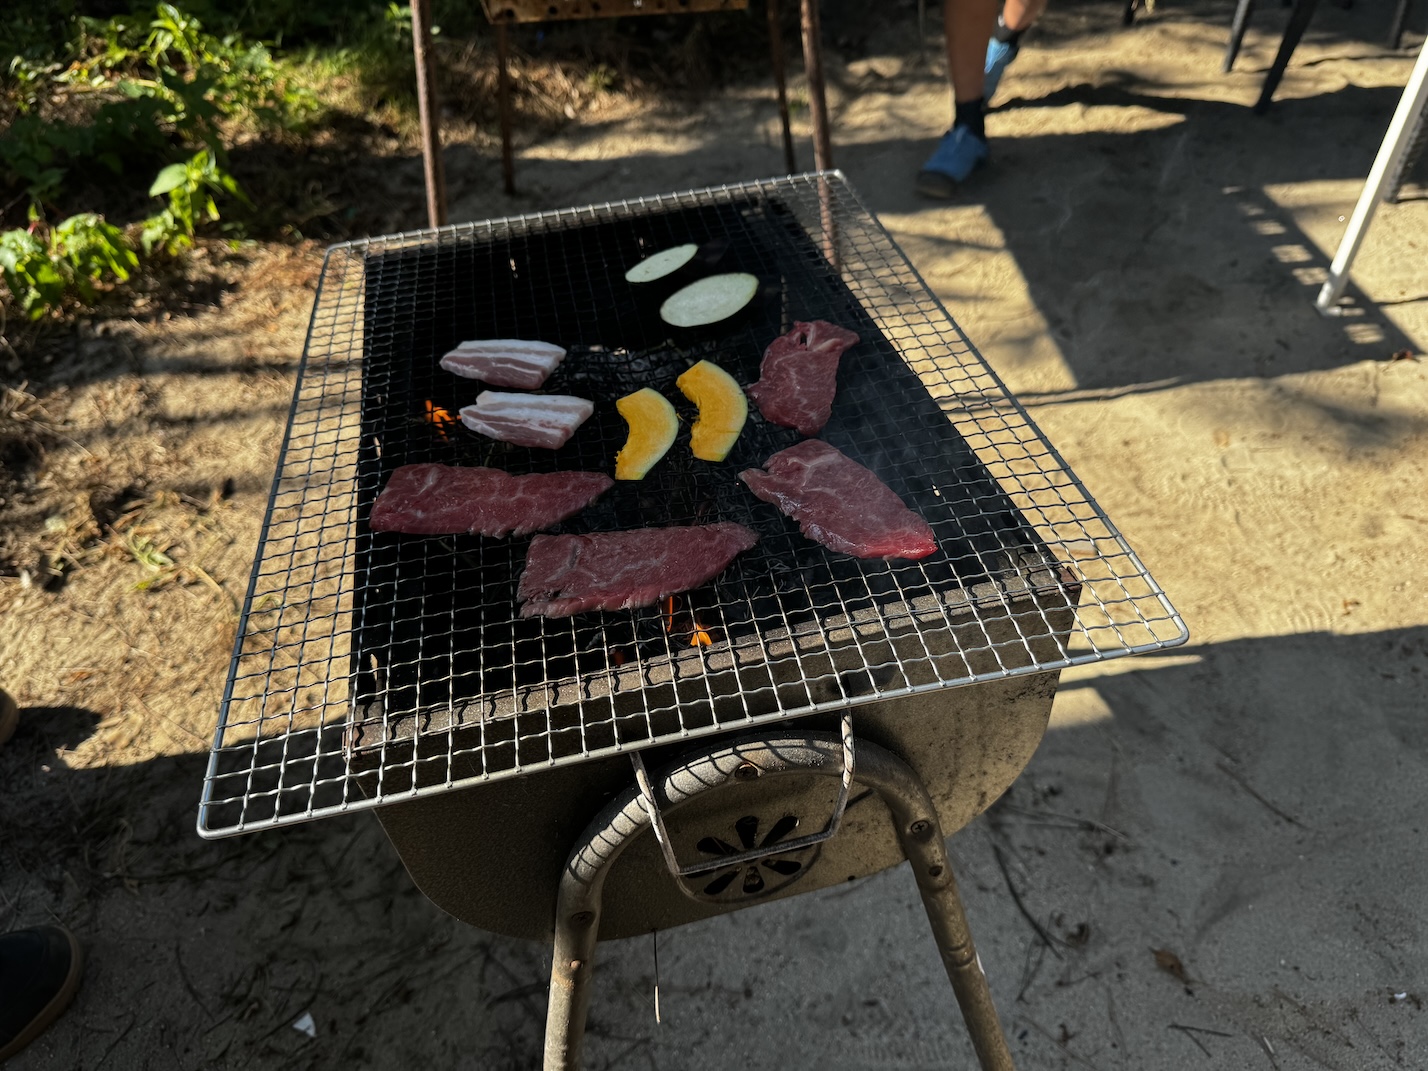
[614,388,679,480]
[676,360,748,462]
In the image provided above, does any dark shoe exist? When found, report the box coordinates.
[0,926,84,1061]
[0,689,16,748]
[916,125,990,199]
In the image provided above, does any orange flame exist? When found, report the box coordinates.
[424,400,458,440]
[664,595,714,647]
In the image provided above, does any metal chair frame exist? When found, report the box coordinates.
[1224,0,1421,114]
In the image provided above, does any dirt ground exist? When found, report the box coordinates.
[3,1,1427,1068]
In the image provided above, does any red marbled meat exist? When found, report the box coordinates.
[369,463,612,538]
[739,440,936,560]
[746,320,860,436]
[517,522,759,618]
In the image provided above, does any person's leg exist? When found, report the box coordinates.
[918,0,1000,197]
[946,0,1001,105]
[1002,0,1047,33]
[984,0,1048,103]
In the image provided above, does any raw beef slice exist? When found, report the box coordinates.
[739,439,936,560]
[369,463,612,538]
[518,522,759,618]
[746,320,860,436]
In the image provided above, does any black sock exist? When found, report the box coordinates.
[954,99,986,141]
[994,16,1024,46]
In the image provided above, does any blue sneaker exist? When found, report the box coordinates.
[984,36,1020,104]
[916,125,989,198]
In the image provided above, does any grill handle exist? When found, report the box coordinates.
[630,711,855,880]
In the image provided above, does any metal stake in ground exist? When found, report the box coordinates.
[411,0,448,227]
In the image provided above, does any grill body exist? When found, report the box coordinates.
[200,173,1182,850]
[198,174,1184,1071]
[377,667,1062,940]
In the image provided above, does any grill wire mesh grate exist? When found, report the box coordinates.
[199,172,1186,837]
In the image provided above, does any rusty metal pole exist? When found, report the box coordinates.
[496,21,516,196]
[411,0,447,228]
[798,0,833,173]
[798,0,837,266]
[767,0,797,174]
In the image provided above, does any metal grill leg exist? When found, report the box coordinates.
[543,787,649,1070]
[541,733,1016,1070]
[857,748,1017,1071]
[544,886,602,1069]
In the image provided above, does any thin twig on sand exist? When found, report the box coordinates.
[1167,1022,1232,1057]
[1017,1015,1104,1071]
[989,837,1065,959]
[1216,762,1305,827]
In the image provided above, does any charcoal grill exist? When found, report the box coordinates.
[199,172,1185,1069]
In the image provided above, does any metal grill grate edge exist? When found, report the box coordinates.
[198,172,1186,838]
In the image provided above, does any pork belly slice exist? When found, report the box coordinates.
[439,339,566,389]
[369,463,613,538]
[739,440,936,560]
[459,391,595,450]
[517,522,759,618]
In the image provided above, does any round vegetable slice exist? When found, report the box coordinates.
[625,243,699,284]
[659,273,759,328]
[676,360,748,462]
[614,387,679,480]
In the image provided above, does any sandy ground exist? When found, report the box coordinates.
[3,0,1427,1067]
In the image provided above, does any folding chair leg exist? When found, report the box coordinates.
[1225,0,1256,72]
[1253,0,1321,114]
[1386,0,1412,50]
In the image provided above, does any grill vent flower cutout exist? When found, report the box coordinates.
[694,814,814,899]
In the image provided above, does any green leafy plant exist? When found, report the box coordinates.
[0,212,139,320]
[6,56,62,115]
[2,5,316,209]
[140,149,248,256]
[0,229,66,320]
[0,5,266,320]
[51,215,140,300]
